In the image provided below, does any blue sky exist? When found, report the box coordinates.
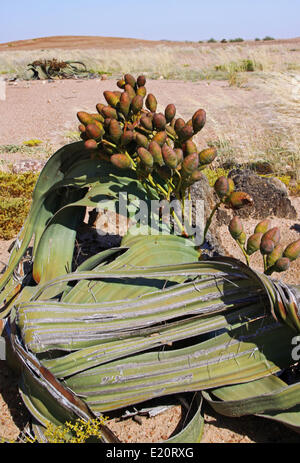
[1,0,299,43]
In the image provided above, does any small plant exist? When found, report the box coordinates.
[25,59,89,80]
[207,38,217,43]
[22,139,43,147]
[263,36,275,41]
[42,417,107,443]
[229,38,244,42]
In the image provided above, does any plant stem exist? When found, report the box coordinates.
[188,188,192,228]
[102,139,117,149]
[237,242,250,266]
[148,174,168,197]
[124,150,136,170]
[263,255,268,273]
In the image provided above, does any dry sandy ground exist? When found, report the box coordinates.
[0,37,299,443]
[0,76,296,155]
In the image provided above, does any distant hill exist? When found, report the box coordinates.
[0,35,299,51]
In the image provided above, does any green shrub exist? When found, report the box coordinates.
[229,38,244,42]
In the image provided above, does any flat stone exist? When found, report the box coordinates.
[227,169,297,220]
[11,159,45,174]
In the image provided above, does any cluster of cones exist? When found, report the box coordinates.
[77,73,218,198]
[229,217,300,274]
[213,175,254,210]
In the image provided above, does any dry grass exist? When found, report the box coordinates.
[204,71,300,177]
[0,42,299,78]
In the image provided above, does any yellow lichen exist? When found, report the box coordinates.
[22,139,43,147]
[0,172,38,239]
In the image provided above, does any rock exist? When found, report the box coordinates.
[190,175,216,222]
[190,175,227,256]
[227,169,297,220]
[11,160,45,174]
[268,177,288,195]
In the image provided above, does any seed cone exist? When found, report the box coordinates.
[273,257,291,272]
[181,153,199,176]
[121,130,134,146]
[124,73,136,88]
[145,94,157,112]
[174,118,186,134]
[109,119,122,143]
[227,191,254,209]
[124,84,136,101]
[165,104,176,123]
[117,79,126,89]
[131,95,144,114]
[229,216,244,240]
[166,126,177,138]
[263,227,281,246]
[189,170,205,184]
[90,113,105,123]
[153,113,167,131]
[149,141,164,166]
[152,131,167,146]
[254,219,271,234]
[174,148,184,165]
[136,86,147,97]
[104,118,112,130]
[214,176,230,199]
[140,115,153,131]
[103,90,119,108]
[102,106,118,120]
[246,233,263,255]
[162,144,178,169]
[237,232,246,246]
[183,140,197,156]
[77,111,94,126]
[137,147,154,168]
[85,123,104,141]
[260,236,275,255]
[136,133,149,149]
[192,109,206,133]
[283,239,300,261]
[118,92,131,117]
[111,153,132,170]
[96,103,105,114]
[84,139,98,150]
[178,124,194,142]
[267,244,284,268]
[199,147,217,166]
[137,75,146,87]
